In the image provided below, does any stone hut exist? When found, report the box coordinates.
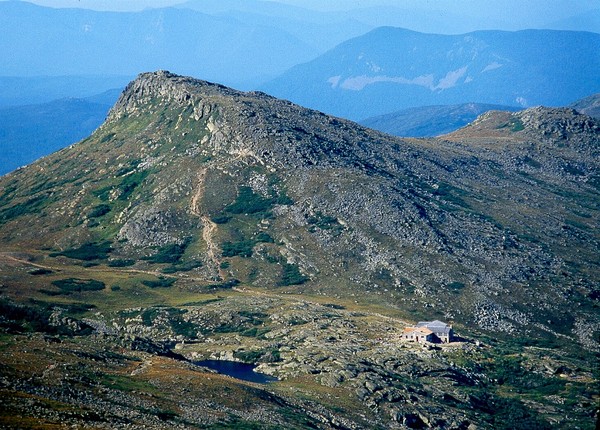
[402,320,454,343]
[402,326,435,343]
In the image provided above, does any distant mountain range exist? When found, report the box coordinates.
[0,90,120,175]
[360,103,520,137]
[0,1,318,89]
[262,27,600,121]
[0,75,129,107]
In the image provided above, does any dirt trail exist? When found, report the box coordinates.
[190,168,225,279]
[0,254,56,271]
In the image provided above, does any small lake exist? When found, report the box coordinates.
[195,360,277,384]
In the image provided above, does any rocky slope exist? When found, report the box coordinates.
[0,71,598,428]
[359,103,519,137]
[571,93,600,119]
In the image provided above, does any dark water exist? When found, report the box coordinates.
[195,360,277,384]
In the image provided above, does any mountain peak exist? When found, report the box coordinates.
[446,106,599,147]
[107,70,234,122]
[516,106,599,138]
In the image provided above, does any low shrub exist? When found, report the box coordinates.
[222,240,255,257]
[161,260,202,274]
[142,277,176,288]
[50,241,112,261]
[108,259,136,267]
[89,204,111,218]
[28,268,53,275]
[143,239,190,264]
[279,263,308,286]
[49,278,106,295]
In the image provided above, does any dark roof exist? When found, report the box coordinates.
[416,320,452,335]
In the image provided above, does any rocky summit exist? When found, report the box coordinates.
[0,71,598,429]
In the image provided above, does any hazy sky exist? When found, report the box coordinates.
[2,0,598,33]
[4,0,599,14]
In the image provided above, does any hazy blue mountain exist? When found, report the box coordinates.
[180,1,600,36]
[262,27,600,121]
[0,75,130,107]
[360,103,520,137]
[570,93,600,118]
[546,9,600,33]
[0,1,318,89]
[0,92,119,175]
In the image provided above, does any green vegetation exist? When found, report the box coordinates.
[141,277,176,289]
[497,118,525,132]
[28,268,53,275]
[207,279,240,290]
[219,184,292,221]
[0,298,55,334]
[432,182,470,209]
[143,239,190,264]
[44,278,106,295]
[0,193,52,223]
[108,259,136,267]
[99,132,116,143]
[447,281,466,293]
[222,240,256,258]
[0,298,94,335]
[307,212,344,235]
[279,263,308,286]
[212,214,232,224]
[182,298,223,306]
[50,241,112,261]
[234,348,282,363]
[226,186,275,216]
[161,260,202,274]
[470,393,552,430]
[89,204,111,218]
[221,233,274,258]
[117,170,148,201]
[240,326,271,338]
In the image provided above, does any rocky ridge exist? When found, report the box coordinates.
[1,71,598,346]
[0,71,598,429]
